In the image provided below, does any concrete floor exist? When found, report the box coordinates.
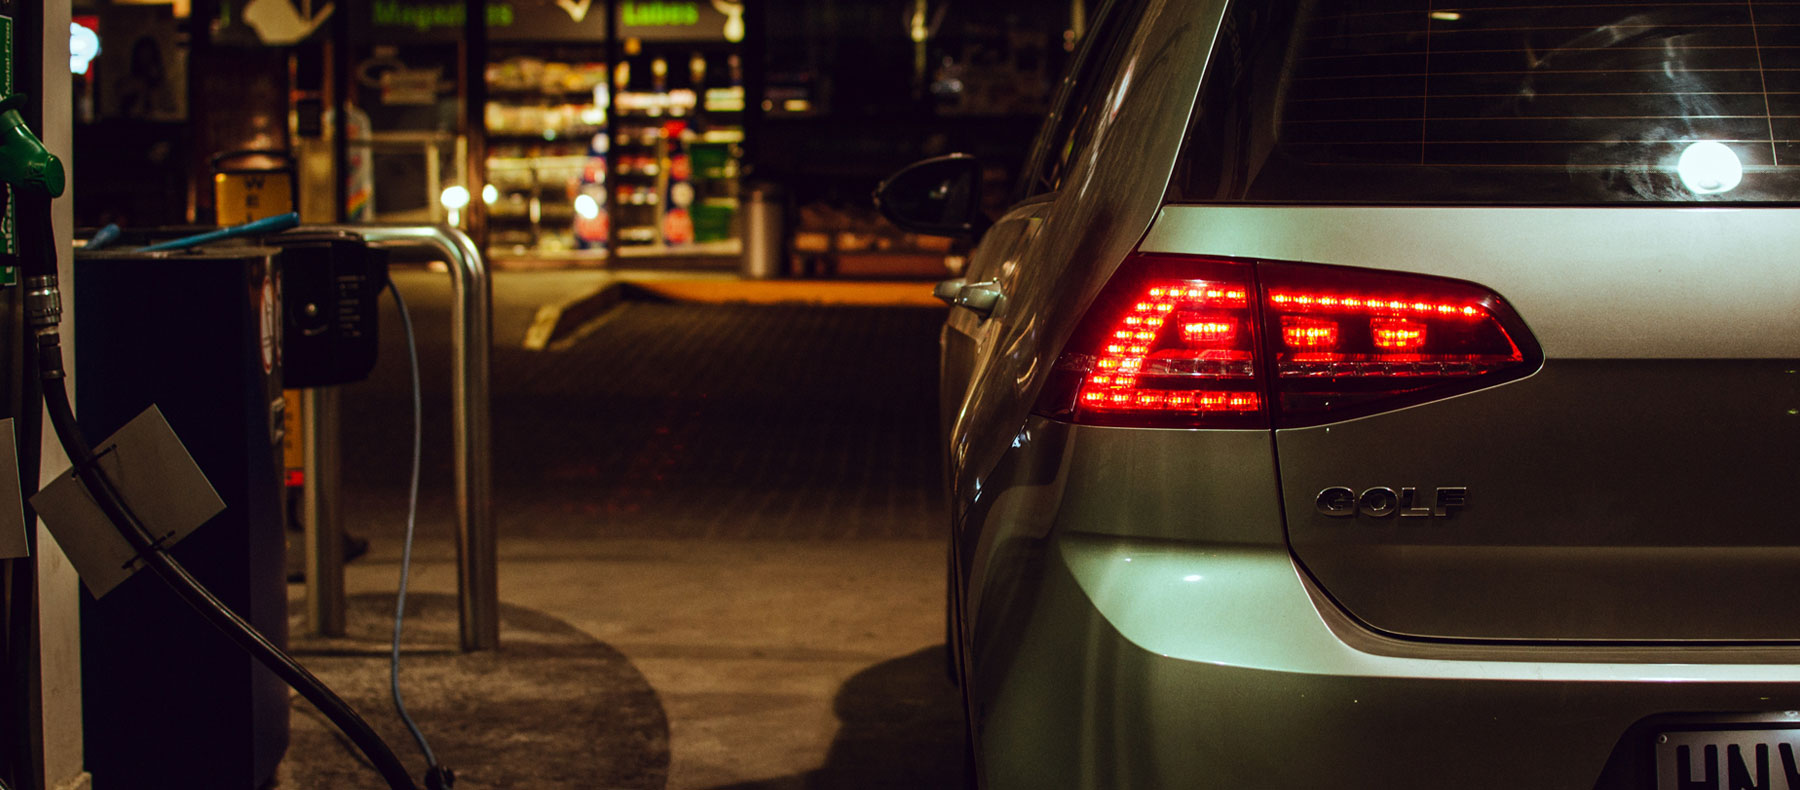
[277,268,966,789]
[283,538,955,789]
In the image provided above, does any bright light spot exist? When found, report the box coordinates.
[440,185,470,210]
[1183,574,1202,583]
[70,22,100,75]
[482,184,498,205]
[1677,140,1742,195]
[1430,11,1462,21]
[574,193,600,220]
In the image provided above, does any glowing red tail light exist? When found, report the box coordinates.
[1281,316,1340,350]
[1055,257,1264,424]
[1035,254,1540,428]
[1181,319,1238,345]
[1371,317,1428,350]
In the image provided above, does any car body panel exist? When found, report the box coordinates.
[942,199,1050,500]
[1278,358,1800,641]
[972,529,1800,790]
[960,418,1282,649]
[1136,205,1800,641]
[941,0,1228,537]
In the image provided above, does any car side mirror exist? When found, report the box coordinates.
[873,154,987,239]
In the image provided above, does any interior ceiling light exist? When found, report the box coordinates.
[1678,140,1743,195]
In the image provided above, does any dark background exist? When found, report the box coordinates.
[69,0,1085,228]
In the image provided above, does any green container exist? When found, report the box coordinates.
[692,199,736,243]
[689,142,734,181]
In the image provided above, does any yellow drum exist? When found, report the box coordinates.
[212,150,297,225]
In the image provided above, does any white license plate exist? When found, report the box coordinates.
[1656,730,1800,790]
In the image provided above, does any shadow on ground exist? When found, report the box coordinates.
[281,596,965,790]
[279,592,671,789]
[707,646,971,790]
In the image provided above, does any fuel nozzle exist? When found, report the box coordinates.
[0,94,64,199]
[0,92,68,335]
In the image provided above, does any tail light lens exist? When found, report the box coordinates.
[1035,254,1540,428]
[1039,256,1265,428]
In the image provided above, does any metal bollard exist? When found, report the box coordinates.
[304,224,496,652]
[302,387,344,637]
[742,182,785,279]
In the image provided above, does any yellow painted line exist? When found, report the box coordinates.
[522,281,626,351]
[543,302,630,353]
[626,279,944,307]
[522,303,564,351]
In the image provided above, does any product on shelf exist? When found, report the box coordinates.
[486,45,746,257]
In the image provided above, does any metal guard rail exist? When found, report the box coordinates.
[307,224,496,652]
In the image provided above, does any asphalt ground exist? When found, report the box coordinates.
[280,269,967,789]
[340,285,947,540]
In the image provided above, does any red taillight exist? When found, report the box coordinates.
[1280,316,1340,350]
[1181,319,1238,345]
[1061,258,1264,425]
[1036,254,1539,428]
[1370,317,1427,351]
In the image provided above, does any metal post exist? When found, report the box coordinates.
[426,138,443,224]
[331,0,350,224]
[312,224,496,651]
[462,0,489,250]
[605,0,618,258]
[302,387,345,636]
[743,183,784,279]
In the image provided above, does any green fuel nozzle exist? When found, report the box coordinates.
[0,94,64,199]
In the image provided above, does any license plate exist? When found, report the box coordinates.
[1656,730,1800,790]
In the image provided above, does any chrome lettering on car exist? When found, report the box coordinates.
[1316,486,1468,518]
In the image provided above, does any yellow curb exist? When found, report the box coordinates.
[522,303,563,351]
[626,279,944,307]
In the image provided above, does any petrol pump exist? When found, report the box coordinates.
[0,5,438,787]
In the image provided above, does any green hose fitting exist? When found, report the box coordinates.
[0,94,64,198]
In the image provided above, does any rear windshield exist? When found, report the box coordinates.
[1173,0,1800,204]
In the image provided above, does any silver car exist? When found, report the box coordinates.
[877,1,1800,788]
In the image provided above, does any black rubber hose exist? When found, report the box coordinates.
[34,351,418,790]
[19,197,416,790]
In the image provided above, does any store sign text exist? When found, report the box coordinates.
[622,1,699,27]
[372,1,516,31]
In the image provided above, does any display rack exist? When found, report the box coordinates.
[357,0,750,264]
[485,54,609,256]
[485,45,746,262]
[609,47,745,257]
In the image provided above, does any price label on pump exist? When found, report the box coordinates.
[0,12,16,284]
[0,14,11,94]
[0,12,17,286]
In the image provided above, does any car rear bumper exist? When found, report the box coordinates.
[972,531,1800,790]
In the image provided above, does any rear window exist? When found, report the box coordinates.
[1174,0,1800,204]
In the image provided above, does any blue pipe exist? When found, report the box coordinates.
[135,213,300,253]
